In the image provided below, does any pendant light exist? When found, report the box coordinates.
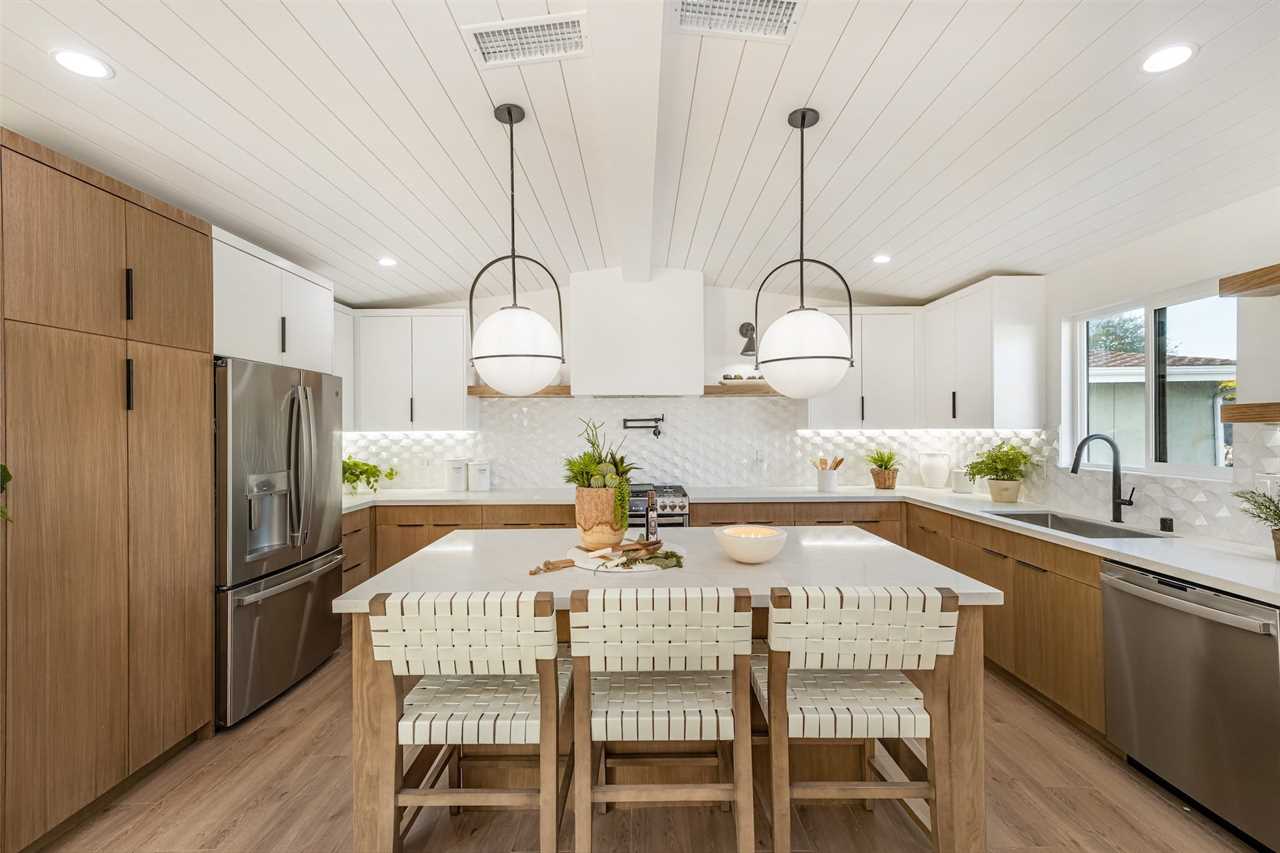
[468,104,565,397]
[753,108,854,400]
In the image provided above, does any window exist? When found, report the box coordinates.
[1075,285,1237,476]
[1084,308,1146,466]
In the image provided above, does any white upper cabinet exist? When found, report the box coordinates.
[333,305,355,431]
[807,310,917,429]
[212,228,334,373]
[281,272,333,373]
[921,275,1045,429]
[354,309,476,432]
[213,239,281,365]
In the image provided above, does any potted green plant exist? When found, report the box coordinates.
[342,456,398,495]
[964,443,1035,503]
[1234,490,1280,560]
[865,449,900,490]
[0,463,11,522]
[563,420,638,549]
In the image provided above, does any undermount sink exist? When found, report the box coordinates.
[983,511,1167,539]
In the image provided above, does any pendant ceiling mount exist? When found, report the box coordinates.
[468,103,565,397]
[753,107,855,400]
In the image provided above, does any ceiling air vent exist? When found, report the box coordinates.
[675,0,803,43]
[461,12,589,68]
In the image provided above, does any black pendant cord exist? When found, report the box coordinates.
[508,105,518,307]
[798,116,805,309]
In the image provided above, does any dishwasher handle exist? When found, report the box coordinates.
[1101,571,1276,635]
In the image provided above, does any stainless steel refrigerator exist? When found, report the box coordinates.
[214,357,343,726]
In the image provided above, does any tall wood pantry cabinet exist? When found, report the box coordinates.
[0,129,214,852]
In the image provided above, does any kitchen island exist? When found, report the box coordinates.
[336,525,1002,852]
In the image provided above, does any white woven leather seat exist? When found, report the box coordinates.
[400,668,572,745]
[749,656,929,739]
[589,671,735,741]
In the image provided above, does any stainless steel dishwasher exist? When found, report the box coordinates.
[1101,561,1280,850]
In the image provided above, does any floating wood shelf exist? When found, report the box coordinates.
[466,384,782,398]
[1220,403,1280,424]
[467,384,572,398]
[1219,263,1280,298]
[701,384,781,397]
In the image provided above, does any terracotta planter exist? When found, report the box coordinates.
[870,468,899,490]
[1273,529,1280,561]
[986,480,1022,503]
[575,486,626,550]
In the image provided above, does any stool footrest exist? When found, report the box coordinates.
[397,788,538,808]
[592,783,735,804]
[790,781,932,801]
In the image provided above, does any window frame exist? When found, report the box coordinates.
[1071,279,1234,482]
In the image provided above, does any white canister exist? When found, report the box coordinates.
[467,460,492,492]
[445,458,468,492]
[951,469,974,494]
[817,469,839,492]
[919,452,952,489]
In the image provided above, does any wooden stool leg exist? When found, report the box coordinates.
[861,740,875,812]
[595,744,608,815]
[448,748,461,816]
[573,658,593,853]
[731,656,755,853]
[538,659,559,853]
[717,742,733,813]
[925,658,955,853]
[352,612,404,853]
[768,651,791,853]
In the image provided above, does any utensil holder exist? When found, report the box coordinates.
[817,469,838,492]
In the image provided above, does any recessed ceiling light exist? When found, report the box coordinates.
[52,50,114,79]
[1142,43,1195,73]
[377,256,397,267]
[873,254,892,264]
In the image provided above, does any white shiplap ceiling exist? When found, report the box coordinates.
[2,0,1279,307]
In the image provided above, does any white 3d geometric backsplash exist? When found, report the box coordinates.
[345,397,1280,548]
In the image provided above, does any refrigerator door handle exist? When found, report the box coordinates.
[300,385,318,543]
[286,385,303,546]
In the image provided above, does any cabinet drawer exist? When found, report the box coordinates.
[342,527,370,569]
[907,504,952,538]
[690,502,795,527]
[1010,535,1101,589]
[793,502,901,525]
[854,520,903,546]
[376,504,483,528]
[341,560,370,593]
[376,505,432,527]
[430,504,484,528]
[482,504,575,529]
[342,507,371,535]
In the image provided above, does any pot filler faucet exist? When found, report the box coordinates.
[1070,433,1136,523]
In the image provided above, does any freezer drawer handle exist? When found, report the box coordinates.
[1101,572,1276,635]
[233,554,344,608]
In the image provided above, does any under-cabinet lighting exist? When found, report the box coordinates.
[52,50,113,79]
[873,254,892,264]
[377,256,397,267]
[1142,44,1195,73]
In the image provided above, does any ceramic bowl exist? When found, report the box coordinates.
[714,525,787,564]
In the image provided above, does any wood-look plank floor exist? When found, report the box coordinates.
[43,641,1253,853]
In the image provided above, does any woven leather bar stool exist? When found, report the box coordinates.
[760,585,959,853]
[365,590,571,853]
[569,587,755,853]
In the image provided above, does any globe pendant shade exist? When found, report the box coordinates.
[472,306,562,396]
[757,308,850,399]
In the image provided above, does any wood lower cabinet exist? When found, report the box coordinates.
[125,204,212,352]
[2,150,126,338]
[4,321,129,852]
[690,502,795,527]
[792,501,904,545]
[126,342,213,773]
[481,504,575,529]
[905,504,953,567]
[375,505,483,571]
[342,508,373,589]
[951,540,1016,672]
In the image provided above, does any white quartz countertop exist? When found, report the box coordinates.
[332,525,1004,612]
[341,485,1280,606]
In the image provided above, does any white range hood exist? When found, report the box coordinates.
[568,268,705,396]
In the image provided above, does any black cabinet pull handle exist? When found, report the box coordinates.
[1015,559,1047,573]
[860,395,865,421]
[951,391,957,419]
[981,547,1008,559]
[397,522,426,528]
[125,268,134,320]
[280,316,287,353]
[125,358,135,410]
[409,396,415,422]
